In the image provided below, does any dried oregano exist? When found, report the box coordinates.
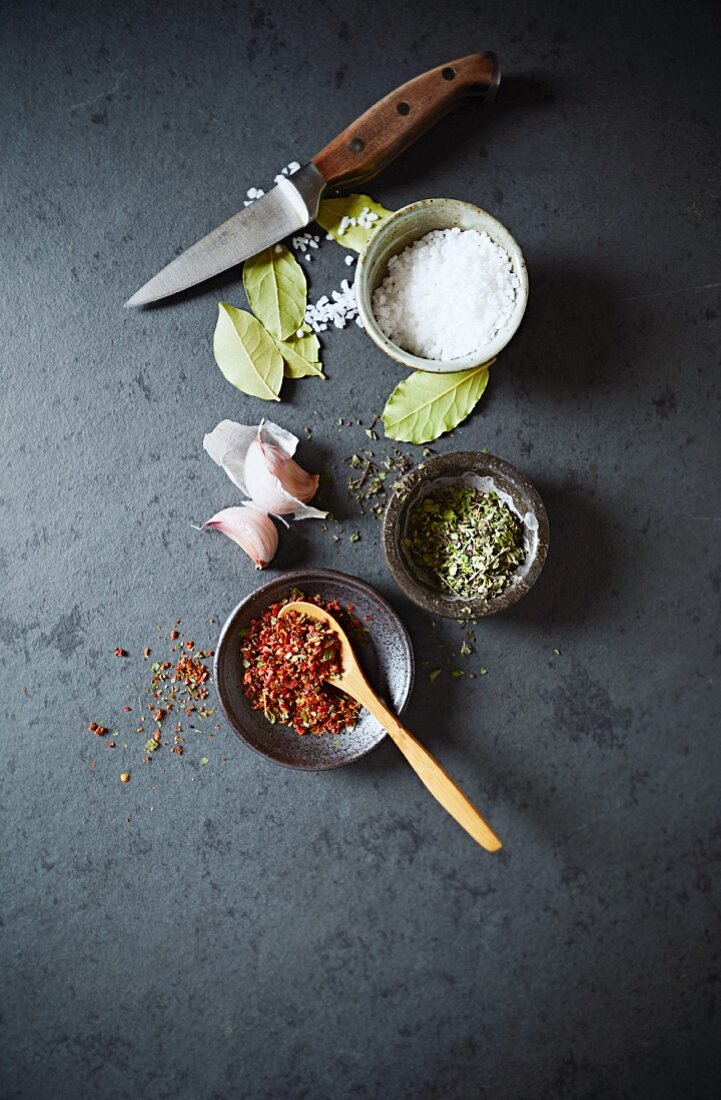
[405,484,525,599]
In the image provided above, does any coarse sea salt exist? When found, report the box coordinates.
[372,227,520,360]
[305,279,363,333]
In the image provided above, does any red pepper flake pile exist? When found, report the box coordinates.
[86,619,217,778]
[241,593,361,736]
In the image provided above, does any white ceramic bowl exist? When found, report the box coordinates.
[355,198,529,374]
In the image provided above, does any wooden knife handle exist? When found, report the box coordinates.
[312,52,499,190]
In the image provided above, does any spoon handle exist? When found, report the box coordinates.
[347,674,502,852]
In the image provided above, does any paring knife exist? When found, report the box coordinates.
[125,52,499,308]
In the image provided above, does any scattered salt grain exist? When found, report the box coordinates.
[243,163,300,206]
[372,227,520,360]
[336,206,380,236]
[243,186,265,207]
[290,231,321,254]
[305,279,359,333]
[345,255,355,266]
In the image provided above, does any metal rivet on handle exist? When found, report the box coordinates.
[396,101,411,115]
[349,137,365,153]
[441,67,456,80]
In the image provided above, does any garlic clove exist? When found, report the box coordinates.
[201,504,278,569]
[203,418,326,521]
[244,431,326,520]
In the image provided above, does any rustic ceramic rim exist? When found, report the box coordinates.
[381,452,549,619]
[355,198,529,374]
[213,568,415,771]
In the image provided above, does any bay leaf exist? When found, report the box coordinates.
[382,360,495,444]
[213,303,283,401]
[315,195,392,252]
[274,332,325,379]
[242,244,306,340]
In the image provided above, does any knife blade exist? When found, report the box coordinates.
[125,51,499,308]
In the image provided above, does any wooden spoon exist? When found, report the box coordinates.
[279,601,502,852]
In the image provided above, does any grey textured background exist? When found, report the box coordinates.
[2,1,720,1097]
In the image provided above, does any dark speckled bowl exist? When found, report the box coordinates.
[214,569,414,770]
[382,452,549,619]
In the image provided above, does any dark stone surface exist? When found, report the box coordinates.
[1,1,719,1097]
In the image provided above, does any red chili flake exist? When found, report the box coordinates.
[143,648,151,659]
[153,708,164,722]
[152,729,161,743]
[123,706,132,712]
[114,648,127,657]
[120,772,130,783]
[171,745,184,755]
[107,741,116,749]
[93,725,107,737]
[88,722,97,732]
[170,630,179,640]
[184,640,194,650]
[240,592,360,737]
[175,655,209,688]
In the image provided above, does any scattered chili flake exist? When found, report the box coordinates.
[170,630,179,640]
[93,725,107,737]
[88,722,97,732]
[107,741,116,749]
[184,640,194,650]
[114,648,128,657]
[171,745,184,756]
[240,593,360,737]
[123,705,132,712]
[120,772,130,783]
[143,648,151,659]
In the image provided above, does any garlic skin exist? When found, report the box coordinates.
[243,430,324,517]
[203,419,326,520]
[201,504,278,569]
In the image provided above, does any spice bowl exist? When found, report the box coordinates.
[214,569,414,771]
[355,199,528,373]
[381,452,548,619]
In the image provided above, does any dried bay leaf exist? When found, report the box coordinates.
[213,303,283,401]
[315,195,392,252]
[243,244,307,340]
[382,360,495,444]
[274,331,325,379]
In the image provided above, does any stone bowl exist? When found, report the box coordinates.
[355,198,528,373]
[214,569,414,770]
[381,452,549,619]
